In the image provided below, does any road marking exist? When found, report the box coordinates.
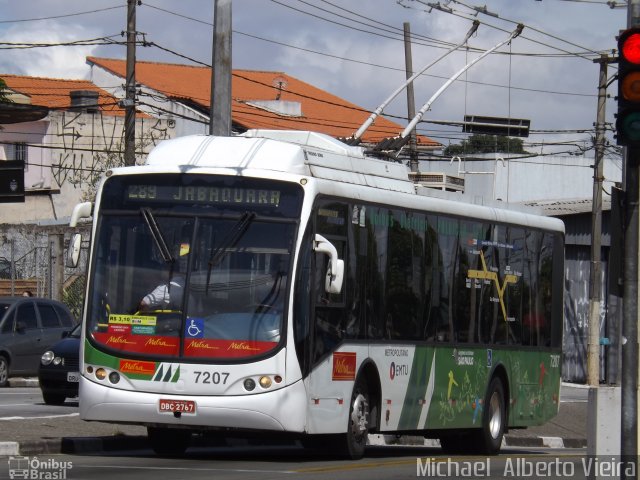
[0,413,79,421]
[88,465,296,474]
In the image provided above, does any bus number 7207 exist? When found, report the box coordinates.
[193,371,229,384]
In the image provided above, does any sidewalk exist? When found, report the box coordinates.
[0,379,587,456]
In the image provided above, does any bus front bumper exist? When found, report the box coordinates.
[79,376,307,432]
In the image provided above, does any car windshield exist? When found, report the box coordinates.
[68,323,81,338]
[86,174,302,361]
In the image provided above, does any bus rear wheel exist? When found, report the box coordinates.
[475,377,506,455]
[147,427,191,456]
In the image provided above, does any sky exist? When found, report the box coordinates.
[0,0,628,156]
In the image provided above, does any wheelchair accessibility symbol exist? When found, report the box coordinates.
[185,318,204,338]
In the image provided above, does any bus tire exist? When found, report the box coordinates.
[147,427,191,456]
[476,376,506,455]
[339,377,370,459]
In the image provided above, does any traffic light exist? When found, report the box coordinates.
[617,27,640,146]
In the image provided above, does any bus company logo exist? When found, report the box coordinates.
[187,340,219,350]
[332,352,356,381]
[145,338,176,348]
[389,362,409,380]
[119,359,156,376]
[227,342,259,352]
[8,456,72,479]
[106,335,136,346]
[455,350,475,366]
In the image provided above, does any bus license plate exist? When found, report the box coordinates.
[159,399,196,414]
[67,372,80,383]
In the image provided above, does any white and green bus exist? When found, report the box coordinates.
[70,130,564,459]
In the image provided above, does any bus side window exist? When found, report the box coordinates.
[312,201,348,363]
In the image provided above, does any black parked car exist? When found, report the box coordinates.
[0,297,76,387]
[38,323,81,405]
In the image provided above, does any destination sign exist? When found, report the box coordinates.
[126,185,281,207]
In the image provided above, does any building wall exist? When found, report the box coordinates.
[88,65,209,138]
[419,155,622,203]
[0,109,171,223]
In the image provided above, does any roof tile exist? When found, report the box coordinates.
[87,56,439,146]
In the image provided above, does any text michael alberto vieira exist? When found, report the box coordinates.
[416,457,636,477]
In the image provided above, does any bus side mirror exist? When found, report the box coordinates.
[67,202,92,268]
[66,233,82,268]
[70,202,93,227]
[313,234,344,294]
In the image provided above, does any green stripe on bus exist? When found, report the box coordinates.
[397,346,433,430]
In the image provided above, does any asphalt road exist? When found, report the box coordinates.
[0,446,593,480]
[0,383,588,447]
[0,383,594,480]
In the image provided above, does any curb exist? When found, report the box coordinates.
[1,433,587,456]
[0,436,150,456]
[7,378,39,388]
[368,434,586,450]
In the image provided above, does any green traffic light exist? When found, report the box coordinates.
[622,111,640,143]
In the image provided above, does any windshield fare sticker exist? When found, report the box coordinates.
[109,314,157,326]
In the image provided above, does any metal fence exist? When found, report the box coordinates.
[0,223,90,322]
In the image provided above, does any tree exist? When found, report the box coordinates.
[0,78,11,103]
[443,134,529,156]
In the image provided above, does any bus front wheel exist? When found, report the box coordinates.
[339,378,370,459]
[476,377,506,455]
[147,427,191,456]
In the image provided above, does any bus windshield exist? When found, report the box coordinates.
[87,174,302,361]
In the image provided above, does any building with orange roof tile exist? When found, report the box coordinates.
[86,57,440,149]
[0,74,171,223]
[0,61,440,224]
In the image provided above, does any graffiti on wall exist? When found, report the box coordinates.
[50,111,170,198]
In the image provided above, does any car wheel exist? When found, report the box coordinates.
[147,427,191,456]
[0,356,8,388]
[42,391,66,405]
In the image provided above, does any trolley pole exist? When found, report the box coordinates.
[123,0,137,166]
[209,0,232,136]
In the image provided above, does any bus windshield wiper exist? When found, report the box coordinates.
[141,207,174,263]
[206,211,256,293]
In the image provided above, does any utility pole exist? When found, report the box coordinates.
[403,23,419,173]
[586,54,625,461]
[622,1,640,475]
[123,0,137,166]
[209,0,232,136]
[587,55,608,387]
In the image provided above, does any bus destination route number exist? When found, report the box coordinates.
[159,399,196,414]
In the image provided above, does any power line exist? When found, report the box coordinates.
[409,0,609,61]
[0,5,125,24]
[0,36,125,50]
[140,3,597,99]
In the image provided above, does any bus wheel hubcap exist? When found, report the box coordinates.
[350,393,369,439]
[488,391,502,439]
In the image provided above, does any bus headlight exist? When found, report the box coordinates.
[95,368,107,380]
[244,378,256,391]
[259,376,272,389]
